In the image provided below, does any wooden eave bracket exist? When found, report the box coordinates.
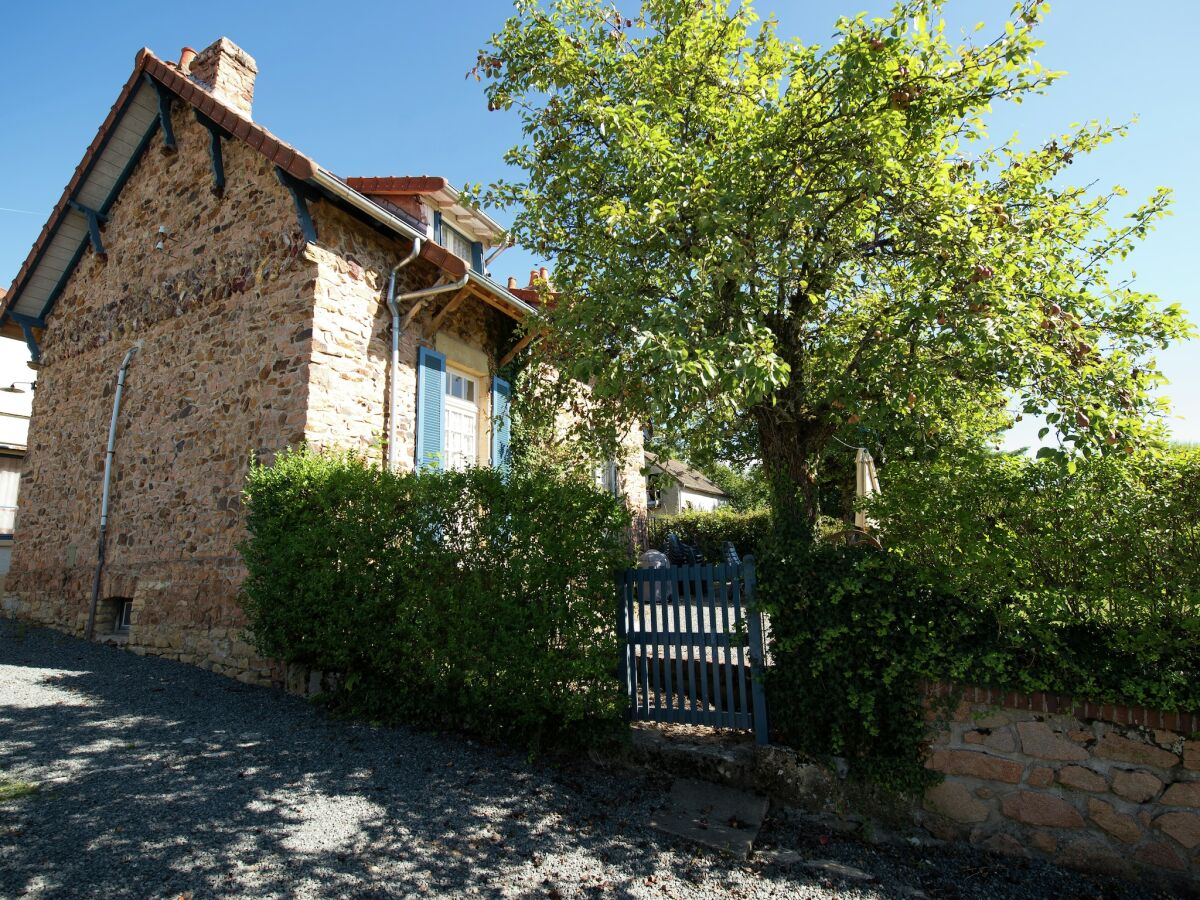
[194,110,231,196]
[7,312,45,363]
[422,286,471,340]
[275,167,318,244]
[145,75,177,153]
[499,327,544,368]
[67,200,109,260]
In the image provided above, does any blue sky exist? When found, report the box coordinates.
[1,1,1195,445]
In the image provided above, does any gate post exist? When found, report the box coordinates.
[743,556,770,745]
[616,568,633,721]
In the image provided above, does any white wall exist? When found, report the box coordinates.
[0,335,34,580]
[0,335,34,443]
[678,489,725,513]
[648,479,727,517]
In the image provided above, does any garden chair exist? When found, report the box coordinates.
[664,533,688,567]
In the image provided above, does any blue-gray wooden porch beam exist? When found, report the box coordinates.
[145,75,176,153]
[275,167,317,244]
[194,110,231,196]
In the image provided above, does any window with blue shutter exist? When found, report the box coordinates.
[415,347,446,472]
[471,241,484,274]
[491,376,512,474]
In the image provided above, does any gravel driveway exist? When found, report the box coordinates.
[0,621,1168,899]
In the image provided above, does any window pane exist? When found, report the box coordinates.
[0,456,20,535]
[442,222,474,263]
[445,404,478,470]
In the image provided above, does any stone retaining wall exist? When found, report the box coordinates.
[921,682,1199,885]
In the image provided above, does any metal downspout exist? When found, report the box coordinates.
[386,240,422,472]
[85,342,141,640]
[384,240,469,471]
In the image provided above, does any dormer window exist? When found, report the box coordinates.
[442,221,473,263]
[344,178,503,276]
[435,213,484,273]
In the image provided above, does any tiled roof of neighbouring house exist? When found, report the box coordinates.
[644,452,729,498]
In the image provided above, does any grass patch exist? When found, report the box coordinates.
[0,776,38,803]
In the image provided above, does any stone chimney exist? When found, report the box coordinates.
[187,38,258,118]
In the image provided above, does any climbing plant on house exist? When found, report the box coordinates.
[470,0,1190,527]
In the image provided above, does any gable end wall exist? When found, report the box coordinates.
[2,100,319,684]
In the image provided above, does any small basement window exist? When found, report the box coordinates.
[116,599,133,632]
[98,597,133,636]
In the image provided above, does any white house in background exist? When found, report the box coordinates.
[645,452,731,517]
[0,289,35,582]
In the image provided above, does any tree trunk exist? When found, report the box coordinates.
[754,403,833,541]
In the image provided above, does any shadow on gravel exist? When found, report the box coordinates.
[0,622,1170,900]
[0,621,826,899]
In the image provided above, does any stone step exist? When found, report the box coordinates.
[649,777,769,859]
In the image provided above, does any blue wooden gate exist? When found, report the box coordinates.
[617,557,769,744]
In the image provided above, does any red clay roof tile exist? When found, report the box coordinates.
[344,176,447,196]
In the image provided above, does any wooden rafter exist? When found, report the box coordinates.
[499,328,544,368]
[423,286,471,339]
[472,287,526,321]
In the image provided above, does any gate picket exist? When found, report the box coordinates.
[659,569,674,720]
[744,557,770,745]
[709,563,725,728]
[683,568,695,718]
[691,564,705,724]
[731,565,750,722]
[617,557,767,741]
[637,569,650,719]
[646,568,661,716]
[624,578,633,720]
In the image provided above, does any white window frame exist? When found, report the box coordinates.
[596,459,619,497]
[444,369,481,471]
[0,453,21,538]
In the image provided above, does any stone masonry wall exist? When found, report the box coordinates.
[302,201,513,470]
[2,99,317,684]
[3,80,648,689]
[920,683,1200,886]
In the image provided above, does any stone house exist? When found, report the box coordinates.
[0,38,645,684]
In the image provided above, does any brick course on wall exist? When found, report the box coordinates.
[920,682,1200,885]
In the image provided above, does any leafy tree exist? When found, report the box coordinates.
[702,460,771,511]
[473,0,1190,527]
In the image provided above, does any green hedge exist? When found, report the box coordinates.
[239,448,632,750]
[868,448,1200,625]
[761,538,969,792]
[646,508,771,560]
[761,514,1200,791]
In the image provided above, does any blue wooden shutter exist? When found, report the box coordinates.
[415,347,446,472]
[471,241,484,274]
[491,376,512,474]
[433,210,443,245]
